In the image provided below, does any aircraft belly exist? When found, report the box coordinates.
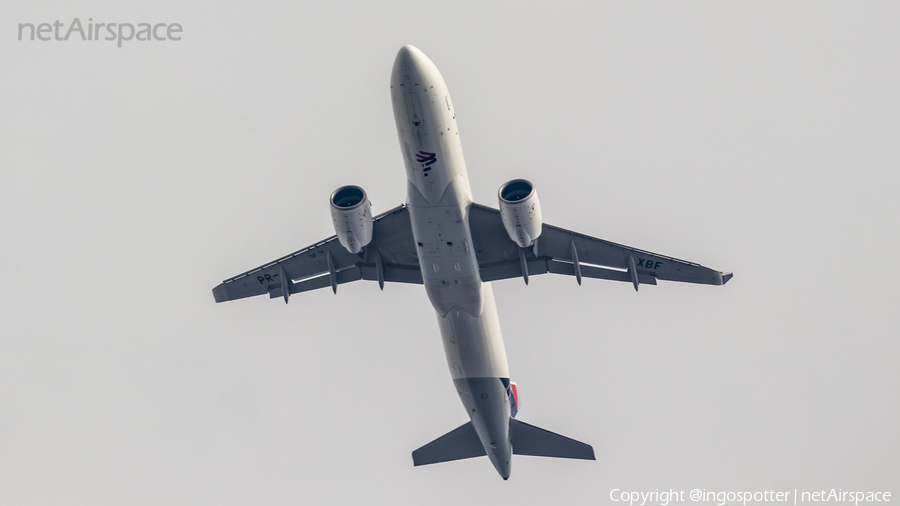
[437,282,509,380]
[407,177,483,315]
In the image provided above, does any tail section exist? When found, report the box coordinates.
[412,422,485,466]
[412,418,595,469]
[509,419,595,460]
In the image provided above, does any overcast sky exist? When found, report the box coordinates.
[1,1,898,505]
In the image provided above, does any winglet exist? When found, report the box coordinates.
[722,272,734,284]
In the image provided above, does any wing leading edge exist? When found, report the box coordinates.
[468,204,731,289]
[212,204,422,303]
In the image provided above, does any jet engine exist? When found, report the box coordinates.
[498,179,542,248]
[330,185,373,254]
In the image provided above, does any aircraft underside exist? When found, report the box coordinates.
[212,45,731,479]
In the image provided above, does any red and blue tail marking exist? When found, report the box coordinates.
[502,378,519,418]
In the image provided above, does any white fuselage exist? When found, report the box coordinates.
[390,46,513,478]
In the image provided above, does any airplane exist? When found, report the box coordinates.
[212,45,732,480]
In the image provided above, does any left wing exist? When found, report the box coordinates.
[468,204,731,290]
[212,204,421,303]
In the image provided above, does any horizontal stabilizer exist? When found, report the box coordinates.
[412,422,486,466]
[509,419,595,460]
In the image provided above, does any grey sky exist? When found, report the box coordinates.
[1,1,898,504]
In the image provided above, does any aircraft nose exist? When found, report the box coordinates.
[392,45,433,86]
[394,45,421,68]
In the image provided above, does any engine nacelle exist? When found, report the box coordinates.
[498,179,542,248]
[330,185,373,254]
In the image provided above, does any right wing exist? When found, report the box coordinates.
[212,204,421,303]
[468,204,731,289]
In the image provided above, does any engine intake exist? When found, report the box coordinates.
[498,179,542,248]
[330,185,373,254]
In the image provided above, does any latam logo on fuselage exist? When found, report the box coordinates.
[416,151,436,176]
